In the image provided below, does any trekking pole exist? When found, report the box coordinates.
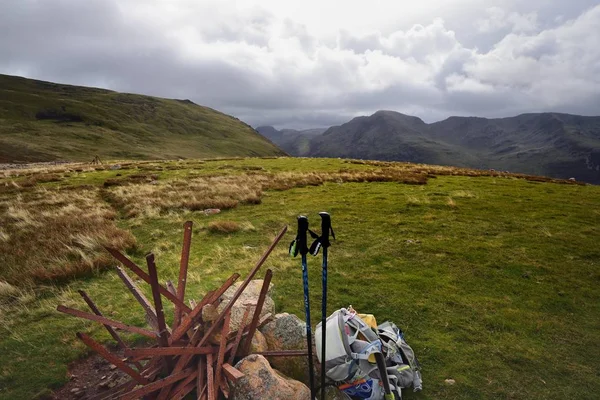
[317,212,333,400]
[375,351,396,400]
[290,215,316,399]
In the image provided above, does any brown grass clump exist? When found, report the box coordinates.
[104,175,265,217]
[0,188,136,285]
[207,220,241,234]
[103,168,429,217]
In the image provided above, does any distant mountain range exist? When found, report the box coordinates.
[256,126,326,156]
[0,74,284,163]
[257,110,600,184]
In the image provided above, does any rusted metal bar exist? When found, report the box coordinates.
[175,221,193,328]
[196,226,287,348]
[146,253,173,372]
[76,332,149,385]
[241,269,272,357]
[116,266,160,332]
[117,367,195,400]
[170,273,240,343]
[256,350,310,357]
[228,307,251,364]
[125,346,218,358]
[197,356,207,400]
[78,290,127,349]
[77,290,145,371]
[214,310,232,399]
[166,371,197,400]
[222,363,245,383]
[197,356,206,400]
[57,306,156,338]
[105,247,192,313]
[207,353,216,400]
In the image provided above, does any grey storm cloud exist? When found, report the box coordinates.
[1,0,599,129]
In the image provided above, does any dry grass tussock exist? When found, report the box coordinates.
[104,169,427,217]
[0,188,135,285]
[207,220,241,233]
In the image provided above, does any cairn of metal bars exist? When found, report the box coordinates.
[57,222,305,400]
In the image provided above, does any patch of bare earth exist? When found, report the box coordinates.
[50,350,130,400]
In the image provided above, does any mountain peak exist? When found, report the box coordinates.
[370,110,426,128]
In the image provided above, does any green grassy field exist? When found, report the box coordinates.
[0,157,598,399]
[0,74,285,163]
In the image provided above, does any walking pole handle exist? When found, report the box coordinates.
[296,215,310,255]
[318,212,333,248]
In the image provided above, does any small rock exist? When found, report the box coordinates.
[109,364,117,371]
[231,354,310,400]
[204,208,221,215]
[110,164,121,170]
[445,379,456,385]
[244,330,268,353]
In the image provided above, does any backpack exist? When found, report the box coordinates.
[315,307,422,399]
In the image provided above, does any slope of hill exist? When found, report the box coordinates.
[256,125,326,156]
[0,74,285,162]
[305,110,600,184]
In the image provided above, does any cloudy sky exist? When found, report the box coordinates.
[1,0,599,128]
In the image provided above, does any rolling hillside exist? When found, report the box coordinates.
[280,110,600,184]
[0,74,285,162]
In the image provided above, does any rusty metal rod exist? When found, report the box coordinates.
[117,367,195,400]
[78,290,127,349]
[116,267,160,332]
[222,363,245,382]
[105,247,192,313]
[57,306,156,338]
[146,253,173,372]
[166,370,197,400]
[76,332,149,385]
[207,353,216,400]
[175,221,193,328]
[228,307,251,364]
[241,269,272,357]
[170,273,240,343]
[124,346,218,357]
[214,310,232,399]
[255,350,310,357]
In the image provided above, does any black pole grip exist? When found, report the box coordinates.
[296,215,309,255]
[318,211,332,248]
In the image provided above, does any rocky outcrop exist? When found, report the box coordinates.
[260,313,319,386]
[230,354,311,400]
